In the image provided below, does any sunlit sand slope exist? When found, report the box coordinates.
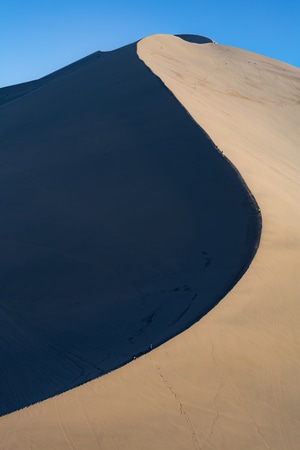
[0,34,299,449]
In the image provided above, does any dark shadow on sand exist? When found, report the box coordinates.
[177,34,213,44]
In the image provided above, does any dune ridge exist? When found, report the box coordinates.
[0,34,299,449]
[0,51,103,106]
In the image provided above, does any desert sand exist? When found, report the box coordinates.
[0,34,299,449]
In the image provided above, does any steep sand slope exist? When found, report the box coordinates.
[0,35,299,449]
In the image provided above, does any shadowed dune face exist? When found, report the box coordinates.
[0,39,260,416]
[176,34,213,44]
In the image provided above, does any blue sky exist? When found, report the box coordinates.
[1,0,299,87]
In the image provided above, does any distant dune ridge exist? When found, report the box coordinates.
[0,33,299,450]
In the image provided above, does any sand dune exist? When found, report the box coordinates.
[0,34,299,449]
[0,37,259,416]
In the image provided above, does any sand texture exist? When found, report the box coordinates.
[0,34,299,449]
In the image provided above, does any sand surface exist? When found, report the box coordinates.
[0,34,299,449]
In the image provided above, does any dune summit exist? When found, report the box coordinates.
[0,35,261,417]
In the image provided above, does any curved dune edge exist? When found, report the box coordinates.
[0,35,299,449]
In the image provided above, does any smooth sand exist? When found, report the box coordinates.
[0,35,299,449]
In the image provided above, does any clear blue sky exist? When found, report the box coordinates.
[1,0,299,87]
